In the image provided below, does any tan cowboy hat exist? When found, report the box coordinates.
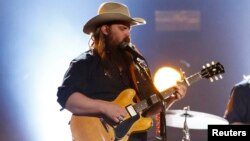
[83,2,146,34]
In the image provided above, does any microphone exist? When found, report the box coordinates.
[120,42,145,60]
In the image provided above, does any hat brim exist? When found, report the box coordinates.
[83,13,146,34]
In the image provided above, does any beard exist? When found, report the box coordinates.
[105,33,130,53]
[104,34,134,74]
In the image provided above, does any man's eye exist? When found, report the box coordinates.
[118,25,126,30]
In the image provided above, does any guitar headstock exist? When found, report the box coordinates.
[201,61,225,82]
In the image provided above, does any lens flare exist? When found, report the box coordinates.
[153,67,182,92]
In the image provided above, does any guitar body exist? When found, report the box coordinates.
[70,89,153,141]
[70,62,225,141]
[70,116,114,141]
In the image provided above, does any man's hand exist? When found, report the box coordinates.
[173,82,187,100]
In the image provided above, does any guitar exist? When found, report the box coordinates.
[70,61,225,141]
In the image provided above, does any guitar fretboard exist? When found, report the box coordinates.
[133,72,203,113]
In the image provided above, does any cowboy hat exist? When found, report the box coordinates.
[83,2,146,34]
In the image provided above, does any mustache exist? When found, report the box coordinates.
[122,37,131,44]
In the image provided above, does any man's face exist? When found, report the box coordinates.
[105,23,131,49]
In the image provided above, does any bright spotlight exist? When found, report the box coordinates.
[153,67,182,92]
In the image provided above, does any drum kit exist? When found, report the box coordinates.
[164,106,229,141]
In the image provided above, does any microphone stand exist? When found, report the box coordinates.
[159,100,167,141]
[135,57,168,141]
[182,106,190,141]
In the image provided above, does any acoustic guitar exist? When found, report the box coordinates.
[70,61,225,141]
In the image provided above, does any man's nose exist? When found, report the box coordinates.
[125,29,130,36]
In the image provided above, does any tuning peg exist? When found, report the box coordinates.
[206,63,211,67]
[219,74,223,79]
[214,76,219,81]
[211,61,215,65]
[210,78,214,82]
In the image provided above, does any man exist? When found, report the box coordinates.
[224,75,250,125]
[57,2,187,141]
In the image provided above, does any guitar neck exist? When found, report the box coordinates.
[185,72,203,86]
[133,72,202,113]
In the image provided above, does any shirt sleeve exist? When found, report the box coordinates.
[224,85,248,123]
[56,58,90,109]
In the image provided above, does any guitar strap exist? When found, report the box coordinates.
[129,63,141,102]
[129,59,156,102]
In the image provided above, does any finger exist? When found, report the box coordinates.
[176,85,187,94]
[114,117,120,123]
[173,92,183,100]
[174,93,181,99]
[118,115,124,121]
[119,109,128,118]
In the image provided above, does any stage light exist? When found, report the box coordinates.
[153,67,182,92]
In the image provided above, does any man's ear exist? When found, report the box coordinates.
[100,25,109,35]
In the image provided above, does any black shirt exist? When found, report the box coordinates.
[57,51,156,108]
[57,51,137,108]
[57,51,157,141]
[224,80,250,123]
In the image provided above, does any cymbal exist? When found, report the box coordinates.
[165,110,229,130]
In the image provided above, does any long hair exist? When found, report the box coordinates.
[90,27,106,59]
[89,25,153,101]
[89,26,135,77]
